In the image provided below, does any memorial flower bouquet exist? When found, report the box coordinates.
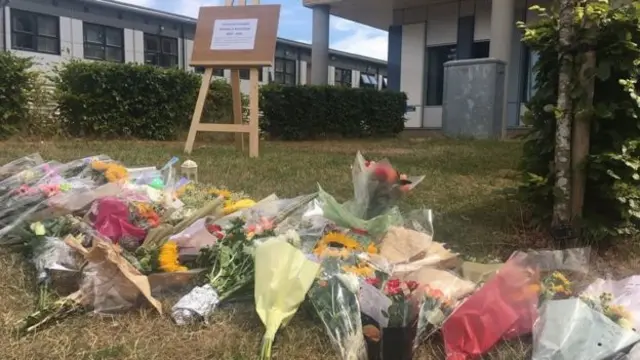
[317,152,424,240]
[540,271,573,301]
[362,277,423,360]
[580,292,635,330]
[171,217,274,325]
[307,252,368,360]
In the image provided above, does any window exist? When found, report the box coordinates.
[144,34,178,68]
[360,73,378,88]
[382,77,388,89]
[521,46,539,102]
[472,41,490,59]
[239,69,250,80]
[334,68,352,87]
[83,23,123,62]
[425,45,456,106]
[11,9,59,54]
[274,57,296,85]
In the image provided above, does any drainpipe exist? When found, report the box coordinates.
[1,0,8,51]
[180,23,186,70]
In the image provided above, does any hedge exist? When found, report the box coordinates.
[36,60,405,141]
[0,52,34,139]
[54,61,247,140]
[260,84,407,140]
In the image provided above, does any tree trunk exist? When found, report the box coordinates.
[553,0,576,227]
[571,0,597,223]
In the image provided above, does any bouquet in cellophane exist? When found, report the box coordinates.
[307,248,371,360]
[318,152,424,238]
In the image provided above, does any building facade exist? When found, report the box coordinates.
[1,0,388,94]
[304,0,545,130]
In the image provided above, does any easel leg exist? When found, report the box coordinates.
[184,68,214,154]
[230,69,245,152]
[249,68,259,158]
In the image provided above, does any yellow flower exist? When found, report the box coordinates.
[366,243,379,254]
[313,232,361,258]
[210,188,232,199]
[91,160,109,171]
[618,318,634,330]
[104,164,128,183]
[552,272,570,286]
[158,241,188,272]
[342,262,375,278]
[223,199,256,215]
[608,304,633,320]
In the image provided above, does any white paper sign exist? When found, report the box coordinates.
[211,18,258,50]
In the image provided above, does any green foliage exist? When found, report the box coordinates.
[53,61,246,140]
[259,84,407,140]
[0,52,35,139]
[518,2,640,239]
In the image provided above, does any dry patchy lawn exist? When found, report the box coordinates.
[0,138,635,360]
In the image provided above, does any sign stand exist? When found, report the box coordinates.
[184,0,280,158]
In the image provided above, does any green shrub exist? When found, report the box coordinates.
[519,3,640,240]
[0,52,34,139]
[54,61,199,140]
[259,85,407,140]
[53,61,246,140]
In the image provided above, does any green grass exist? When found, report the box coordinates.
[0,138,583,359]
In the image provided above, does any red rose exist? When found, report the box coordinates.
[406,280,419,291]
[366,277,380,287]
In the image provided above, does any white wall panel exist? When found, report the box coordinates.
[328,65,335,85]
[474,0,492,41]
[400,22,425,128]
[426,1,457,46]
[352,69,360,88]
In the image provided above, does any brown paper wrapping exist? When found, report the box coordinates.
[64,235,163,315]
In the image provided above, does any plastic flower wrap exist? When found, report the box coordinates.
[275,197,333,253]
[254,233,320,359]
[580,276,640,331]
[442,247,591,360]
[0,153,43,181]
[532,298,640,360]
[307,252,368,360]
[0,158,104,243]
[16,230,163,335]
[318,151,423,237]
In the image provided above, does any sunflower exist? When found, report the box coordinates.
[342,262,375,278]
[104,164,128,183]
[158,241,187,272]
[551,271,570,286]
[313,232,361,257]
[91,160,110,171]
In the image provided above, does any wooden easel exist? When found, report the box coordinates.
[184,0,281,158]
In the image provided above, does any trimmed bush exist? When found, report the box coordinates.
[54,61,199,140]
[54,61,246,140]
[259,85,407,140]
[0,52,34,139]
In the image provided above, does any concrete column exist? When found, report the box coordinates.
[311,5,330,85]
[488,0,515,137]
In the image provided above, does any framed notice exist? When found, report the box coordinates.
[190,4,280,67]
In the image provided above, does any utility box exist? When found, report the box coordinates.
[442,58,506,139]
